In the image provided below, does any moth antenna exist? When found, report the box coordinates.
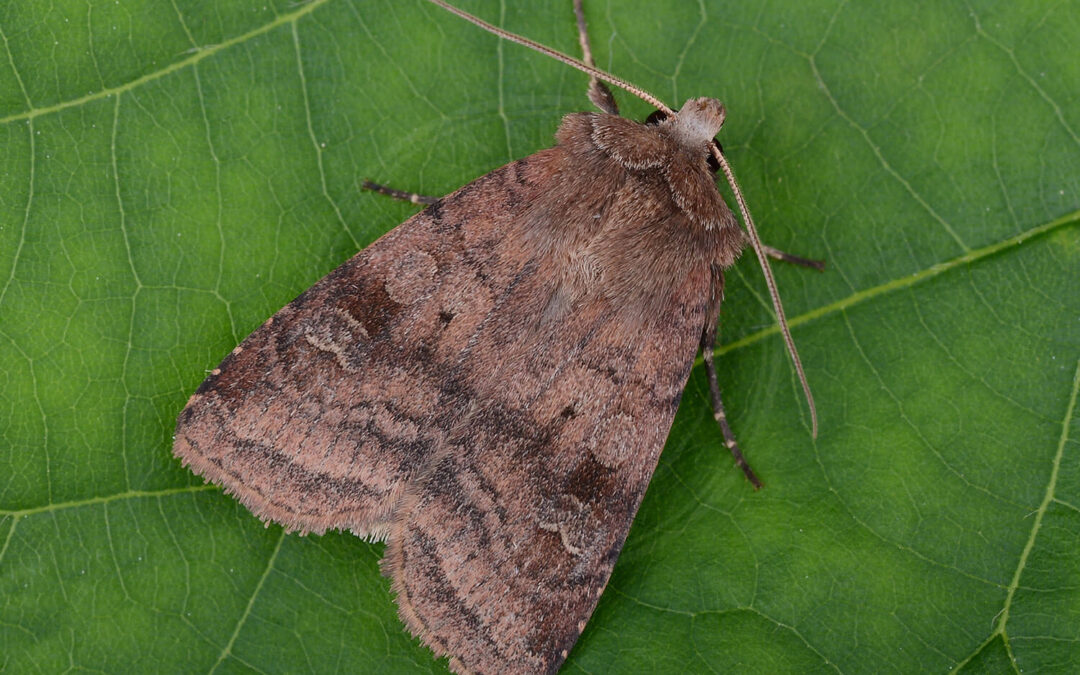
[426,0,672,116]
[711,145,818,438]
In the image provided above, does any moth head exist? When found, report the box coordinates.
[645,97,725,173]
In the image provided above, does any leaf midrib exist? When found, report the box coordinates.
[715,209,1080,356]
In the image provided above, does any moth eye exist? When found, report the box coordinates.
[706,140,723,173]
[644,109,669,125]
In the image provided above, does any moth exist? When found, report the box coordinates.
[174,0,820,672]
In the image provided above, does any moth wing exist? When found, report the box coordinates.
[176,110,728,672]
[173,154,560,537]
[382,238,712,673]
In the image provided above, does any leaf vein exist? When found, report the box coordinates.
[840,310,1021,507]
[993,358,1080,637]
[715,211,1080,356]
[969,6,1080,148]
[807,57,969,252]
[292,21,358,251]
[0,0,333,127]
[209,530,285,674]
[0,484,219,519]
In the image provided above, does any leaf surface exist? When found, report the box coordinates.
[1,0,1079,672]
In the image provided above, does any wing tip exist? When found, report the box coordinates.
[173,430,390,538]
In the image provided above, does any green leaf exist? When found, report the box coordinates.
[2,0,1078,672]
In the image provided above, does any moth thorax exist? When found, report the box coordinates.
[669,98,726,148]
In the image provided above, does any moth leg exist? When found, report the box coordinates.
[702,269,763,488]
[361,180,439,205]
[762,244,825,271]
[573,0,618,115]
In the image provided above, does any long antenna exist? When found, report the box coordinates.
[425,0,671,116]
[711,146,818,437]
[427,0,817,435]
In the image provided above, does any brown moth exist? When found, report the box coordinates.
[173,1,820,672]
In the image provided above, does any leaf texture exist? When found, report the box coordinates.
[1,0,1079,672]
